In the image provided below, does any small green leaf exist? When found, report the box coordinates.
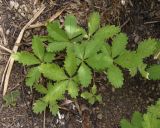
[34,84,48,94]
[81,92,92,100]
[111,33,128,58]
[88,97,96,105]
[3,90,20,107]
[86,53,113,70]
[107,65,124,88]
[101,43,111,56]
[115,51,142,70]
[47,21,69,42]
[84,39,104,59]
[12,52,40,66]
[43,52,55,63]
[25,67,41,87]
[120,119,133,128]
[91,85,97,95]
[96,95,102,102]
[147,64,160,80]
[154,41,160,59]
[137,38,157,58]
[131,111,143,128]
[129,67,137,77]
[74,43,86,60]
[44,81,67,102]
[32,36,45,60]
[39,63,67,81]
[33,99,47,114]
[93,25,121,41]
[78,63,92,87]
[49,102,59,116]
[65,14,84,39]
[138,63,149,79]
[88,12,100,36]
[68,80,79,98]
[47,42,69,52]
[64,47,78,76]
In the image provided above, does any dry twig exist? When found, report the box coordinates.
[1,5,46,96]
[0,44,12,53]
[0,26,8,45]
[28,8,65,29]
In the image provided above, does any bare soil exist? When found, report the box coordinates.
[0,0,160,128]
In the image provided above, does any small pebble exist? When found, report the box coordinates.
[6,29,10,35]
[121,0,126,5]
[10,0,19,9]
[97,113,103,120]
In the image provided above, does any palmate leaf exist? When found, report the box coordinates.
[47,41,69,52]
[64,47,78,76]
[47,21,69,42]
[12,51,40,66]
[78,63,92,87]
[65,14,85,39]
[39,63,67,81]
[88,12,100,36]
[32,36,45,60]
[67,80,79,98]
[111,33,128,58]
[147,64,160,80]
[93,25,120,41]
[25,67,41,87]
[33,99,48,114]
[86,53,113,70]
[81,90,101,105]
[137,38,157,58]
[107,65,124,88]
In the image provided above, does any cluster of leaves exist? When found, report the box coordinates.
[120,99,160,128]
[3,90,20,107]
[12,12,158,115]
[147,42,160,80]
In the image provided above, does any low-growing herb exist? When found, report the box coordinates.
[120,99,160,128]
[12,12,158,115]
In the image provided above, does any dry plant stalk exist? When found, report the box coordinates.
[1,5,46,96]
[28,8,65,29]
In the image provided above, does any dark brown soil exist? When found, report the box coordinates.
[0,0,160,128]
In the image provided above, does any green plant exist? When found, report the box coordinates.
[120,99,160,128]
[12,12,158,115]
[147,64,160,80]
[3,90,20,107]
[81,85,102,105]
[147,42,160,80]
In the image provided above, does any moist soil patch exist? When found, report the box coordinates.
[0,0,160,128]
